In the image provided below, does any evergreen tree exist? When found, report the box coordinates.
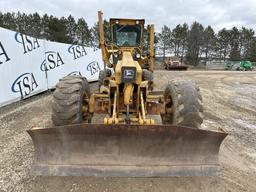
[66,15,77,43]
[248,38,256,62]
[229,42,240,60]
[216,28,230,60]
[76,18,91,46]
[202,26,216,60]
[171,23,188,61]
[90,22,99,49]
[16,12,27,33]
[180,23,189,62]
[41,14,50,39]
[229,27,241,60]
[0,12,4,27]
[172,24,182,56]
[186,22,204,65]
[239,27,254,59]
[48,16,69,43]
[3,12,16,30]
[157,25,171,60]
[30,13,42,38]
[90,20,110,49]
[0,11,255,59]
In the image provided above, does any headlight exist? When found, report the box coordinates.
[121,67,136,83]
[113,52,119,58]
[136,53,141,59]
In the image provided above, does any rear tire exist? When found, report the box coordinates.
[162,80,203,128]
[52,76,91,126]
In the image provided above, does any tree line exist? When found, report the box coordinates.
[157,22,256,65]
[0,12,99,47]
[1,12,256,65]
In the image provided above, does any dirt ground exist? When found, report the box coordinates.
[0,70,256,192]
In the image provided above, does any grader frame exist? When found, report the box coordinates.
[89,11,161,125]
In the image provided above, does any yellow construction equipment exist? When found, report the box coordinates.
[164,56,188,70]
[27,11,227,177]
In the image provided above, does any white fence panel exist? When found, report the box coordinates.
[44,41,103,88]
[0,27,103,107]
[0,27,47,107]
[206,60,225,70]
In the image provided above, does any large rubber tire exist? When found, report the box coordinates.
[162,80,203,128]
[142,69,153,90]
[98,69,111,88]
[52,76,91,126]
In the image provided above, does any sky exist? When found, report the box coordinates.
[0,0,256,32]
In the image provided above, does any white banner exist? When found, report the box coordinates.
[43,41,103,88]
[0,27,103,107]
[0,28,47,107]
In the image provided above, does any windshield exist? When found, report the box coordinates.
[113,24,141,47]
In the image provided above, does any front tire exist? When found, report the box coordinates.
[52,76,91,126]
[162,80,203,128]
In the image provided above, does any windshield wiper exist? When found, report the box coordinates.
[117,25,128,32]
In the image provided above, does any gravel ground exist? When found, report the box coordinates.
[0,70,256,192]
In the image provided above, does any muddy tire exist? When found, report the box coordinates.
[52,76,91,126]
[162,80,203,128]
[142,69,153,90]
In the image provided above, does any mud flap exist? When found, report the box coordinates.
[27,124,227,177]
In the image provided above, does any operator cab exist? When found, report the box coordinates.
[110,19,145,48]
[109,18,146,69]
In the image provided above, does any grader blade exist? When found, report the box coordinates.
[27,124,227,177]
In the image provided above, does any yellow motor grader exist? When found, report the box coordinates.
[27,11,227,177]
[164,56,188,70]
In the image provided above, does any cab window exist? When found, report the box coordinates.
[113,24,141,47]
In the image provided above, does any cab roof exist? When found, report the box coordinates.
[110,18,145,26]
